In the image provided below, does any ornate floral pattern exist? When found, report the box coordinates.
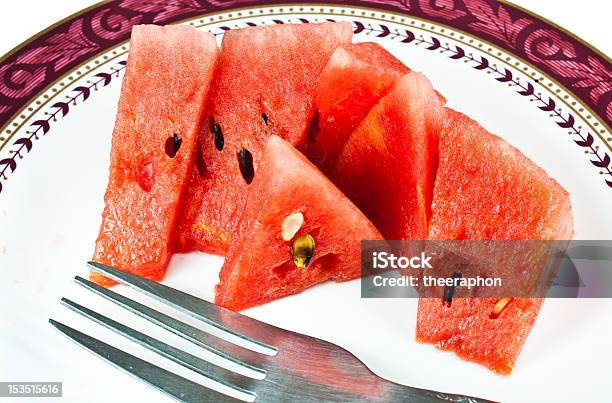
[464,0,531,48]
[417,0,465,20]
[1,0,608,127]
[1,18,609,195]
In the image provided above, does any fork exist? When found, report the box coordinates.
[49,262,493,402]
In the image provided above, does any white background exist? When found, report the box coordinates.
[0,0,610,57]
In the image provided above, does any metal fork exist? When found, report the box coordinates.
[49,262,493,402]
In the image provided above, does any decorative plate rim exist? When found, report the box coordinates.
[0,0,609,135]
[0,0,610,196]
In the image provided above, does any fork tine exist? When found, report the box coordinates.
[74,276,266,377]
[48,319,241,403]
[87,261,277,354]
[60,297,256,396]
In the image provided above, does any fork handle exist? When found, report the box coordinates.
[383,380,495,403]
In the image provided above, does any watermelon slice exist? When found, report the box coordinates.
[330,72,445,240]
[417,109,574,374]
[306,42,410,170]
[174,22,352,255]
[216,135,383,310]
[92,25,219,286]
[427,109,573,241]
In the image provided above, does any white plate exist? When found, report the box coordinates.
[0,3,611,402]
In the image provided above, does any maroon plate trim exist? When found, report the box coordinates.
[0,0,610,130]
[1,17,610,196]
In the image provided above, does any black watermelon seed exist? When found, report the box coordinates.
[210,121,224,151]
[261,113,269,125]
[306,110,320,143]
[165,133,182,158]
[237,148,254,184]
[443,272,462,306]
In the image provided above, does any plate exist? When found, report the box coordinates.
[0,1,611,402]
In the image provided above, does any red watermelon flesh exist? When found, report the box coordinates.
[174,22,353,255]
[306,42,410,170]
[92,25,219,286]
[417,298,544,375]
[216,135,383,311]
[428,109,573,241]
[417,109,573,374]
[330,72,445,240]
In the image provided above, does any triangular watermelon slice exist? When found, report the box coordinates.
[306,42,410,170]
[417,109,573,374]
[330,72,445,240]
[92,25,219,286]
[174,22,352,255]
[216,135,383,310]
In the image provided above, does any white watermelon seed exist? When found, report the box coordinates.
[492,297,512,317]
[281,212,304,241]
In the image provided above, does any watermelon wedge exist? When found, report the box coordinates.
[216,135,383,311]
[417,109,574,374]
[92,25,219,286]
[427,109,573,241]
[306,42,410,170]
[174,22,352,255]
[330,72,445,240]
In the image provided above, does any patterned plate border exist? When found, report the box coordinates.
[0,0,610,194]
[0,0,609,130]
